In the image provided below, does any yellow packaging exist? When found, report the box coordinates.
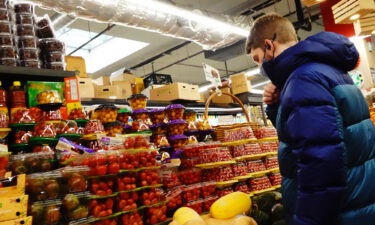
[0,195,28,222]
[0,174,25,197]
[65,56,88,78]
[0,217,32,225]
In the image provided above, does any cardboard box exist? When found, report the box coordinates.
[0,174,25,197]
[65,56,88,78]
[0,195,28,222]
[77,77,95,99]
[133,78,145,94]
[150,82,200,101]
[95,85,122,99]
[111,73,136,83]
[141,85,164,98]
[112,81,132,99]
[0,217,32,225]
[94,76,111,86]
[230,73,252,95]
[212,88,233,104]
[197,93,205,103]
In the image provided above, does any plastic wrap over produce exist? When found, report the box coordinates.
[27,0,251,50]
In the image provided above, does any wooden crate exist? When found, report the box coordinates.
[354,11,375,35]
[332,0,375,24]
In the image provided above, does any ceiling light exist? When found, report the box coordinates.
[250,89,264,94]
[244,68,260,77]
[252,80,270,88]
[372,30,375,34]
[350,14,360,21]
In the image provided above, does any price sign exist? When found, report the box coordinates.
[203,63,222,89]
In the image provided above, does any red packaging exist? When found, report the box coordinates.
[180,157,199,169]
[140,188,165,206]
[244,143,263,155]
[182,184,201,203]
[223,126,255,142]
[265,156,279,169]
[259,141,279,153]
[248,176,272,192]
[87,151,119,176]
[116,172,137,191]
[179,168,201,185]
[13,130,32,144]
[254,126,277,139]
[89,197,114,218]
[232,161,249,177]
[234,181,250,193]
[202,166,234,182]
[33,122,56,137]
[247,159,267,173]
[116,191,138,212]
[138,169,161,187]
[181,144,201,158]
[200,182,216,198]
[199,146,232,164]
[120,212,143,225]
[89,176,115,196]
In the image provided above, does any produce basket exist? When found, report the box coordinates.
[204,92,258,142]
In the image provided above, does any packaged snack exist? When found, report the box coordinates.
[116,191,138,212]
[0,34,12,45]
[137,169,161,187]
[179,168,201,185]
[234,181,250,193]
[68,107,87,120]
[140,187,165,206]
[183,109,197,122]
[14,3,34,13]
[167,119,187,136]
[248,175,272,192]
[165,104,185,121]
[149,108,165,124]
[161,166,181,188]
[184,199,203,214]
[39,38,64,51]
[37,90,62,105]
[232,161,249,177]
[0,151,9,177]
[144,204,167,225]
[88,197,114,218]
[116,172,136,191]
[166,188,183,215]
[33,122,56,137]
[104,121,123,137]
[119,150,139,170]
[169,134,188,149]
[32,144,53,152]
[120,212,143,225]
[0,21,11,33]
[42,109,62,121]
[216,186,233,197]
[29,201,62,225]
[62,193,89,221]
[200,181,216,198]
[18,48,39,60]
[17,36,37,48]
[0,57,15,66]
[16,24,35,36]
[116,108,131,124]
[127,94,147,110]
[45,62,65,71]
[10,151,54,174]
[123,134,151,149]
[16,13,34,24]
[150,123,167,135]
[61,166,89,193]
[84,120,105,135]
[89,176,114,196]
[97,104,118,124]
[26,171,62,201]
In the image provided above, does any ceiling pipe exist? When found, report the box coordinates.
[27,0,250,50]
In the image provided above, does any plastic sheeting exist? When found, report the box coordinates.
[27,0,251,50]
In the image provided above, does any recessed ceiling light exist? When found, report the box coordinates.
[350,14,360,20]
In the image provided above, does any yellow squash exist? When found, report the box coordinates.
[205,216,257,225]
[173,207,204,225]
[210,192,252,219]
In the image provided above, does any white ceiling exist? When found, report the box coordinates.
[35,0,324,89]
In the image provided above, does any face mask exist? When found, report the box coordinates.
[260,58,271,78]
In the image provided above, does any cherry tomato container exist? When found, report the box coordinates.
[120,211,143,225]
[167,119,187,136]
[26,171,62,202]
[138,149,159,168]
[268,172,282,186]
[62,193,90,222]
[200,181,216,198]
[116,191,139,212]
[160,165,181,188]
[127,94,147,110]
[202,196,218,212]
[216,186,233,197]
[234,181,250,193]
[178,168,201,185]
[259,141,279,153]
[97,104,119,124]
[169,134,188,149]
[182,184,201,203]
[116,108,131,124]
[139,187,165,206]
[265,155,279,169]
[116,172,137,191]
[166,187,183,216]
[223,126,255,142]
[87,151,120,176]
[232,161,249,177]
[10,151,55,175]
[246,159,267,173]
[89,176,115,197]
[165,104,185,121]
[119,150,139,170]
[104,121,123,137]
[32,121,56,138]
[149,108,165,124]
[123,134,151,149]
[29,200,62,225]
[184,199,203,214]
[89,197,114,218]
[180,157,199,169]
[32,144,54,153]
[248,175,272,192]
[143,203,167,225]
[61,166,90,193]
[68,107,87,120]
[137,169,161,187]
[84,120,105,135]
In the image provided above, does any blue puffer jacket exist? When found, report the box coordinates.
[263,32,375,225]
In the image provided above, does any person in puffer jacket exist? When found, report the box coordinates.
[246,14,375,225]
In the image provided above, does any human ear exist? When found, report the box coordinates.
[264,39,275,60]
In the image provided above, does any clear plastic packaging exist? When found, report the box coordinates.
[202,196,218,212]
[144,203,167,225]
[86,151,120,176]
[131,108,149,121]
[116,191,138,212]
[37,90,62,105]
[0,9,9,21]
[104,121,123,137]
[151,134,170,148]
[265,156,278,169]
[0,57,15,66]
[149,108,165,124]
[18,47,38,60]
[29,200,62,225]
[180,157,199,169]
[140,187,165,206]
[17,36,37,48]
[0,45,15,58]
[120,212,143,225]
[15,13,34,24]
[10,107,41,124]
[223,126,255,142]
[13,129,32,144]
[45,62,65,70]
[161,166,181,188]
[39,38,64,51]
[16,24,35,36]
[0,21,11,33]
[246,159,267,173]
[0,109,8,128]
[116,172,136,191]
[10,151,54,174]
[179,168,201,185]
[62,193,90,221]
[20,59,40,68]
[181,144,201,158]
[165,104,185,120]
[33,122,56,137]
[167,119,187,136]
[150,123,167,135]
[0,0,7,8]
[68,107,87,120]
[116,108,131,124]
[123,134,151,149]
[44,51,64,62]
[32,144,53,152]
[199,146,232,164]
[84,120,105,135]
[202,166,234,182]
[137,169,161,187]
[166,187,183,215]
[248,175,272,192]
[55,120,78,134]
[37,21,55,38]
[232,161,249,177]
[183,109,197,122]
[259,141,279,153]
[196,120,212,130]
[138,150,159,168]
[127,94,147,110]
[42,109,62,121]
[184,199,203,214]
[169,134,188,149]
[26,171,62,201]
[89,176,114,196]
[254,126,278,139]
[200,181,216,198]
[97,104,118,124]
[216,186,233,197]
[119,150,139,170]
[0,34,12,45]
[244,143,262,155]
[61,166,89,193]
[88,197,114,218]
[14,3,34,13]
[131,119,150,132]
[234,181,250,193]
[268,172,281,186]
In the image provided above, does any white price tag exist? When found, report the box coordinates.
[203,63,222,89]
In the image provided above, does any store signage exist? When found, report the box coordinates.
[203,63,222,90]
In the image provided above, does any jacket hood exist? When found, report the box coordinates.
[262,32,359,90]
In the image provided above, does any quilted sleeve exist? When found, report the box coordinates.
[284,74,346,225]
[266,103,279,127]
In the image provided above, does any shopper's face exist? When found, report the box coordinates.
[249,47,266,66]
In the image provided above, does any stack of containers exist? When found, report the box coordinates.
[0,0,16,66]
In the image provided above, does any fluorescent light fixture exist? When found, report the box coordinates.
[250,89,264,94]
[252,80,270,88]
[350,14,360,21]
[244,68,260,77]
[128,0,249,37]
[58,28,149,73]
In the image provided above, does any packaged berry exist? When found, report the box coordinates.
[244,143,262,155]
[200,181,216,198]
[223,126,255,142]
[139,188,165,206]
[179,168,201,185]
[61,166,90,193]
[167,119,187,136]
[14,3,34,13]
[254,126,278,139]
[143,203,167,225]
[54,120,78,134]
[16,24,35,36]
[12,129,32,144]
[127,94,147,110]
[0,57,15,66]
[0,8,8,20]
[199,146,232,164]
[202,166,234,182]
[165,104,185,121]
[89,176,115,197]
[0,34,12,46]
[15,13,34,24]
[42,109,62,121]
[39,38,64,51]
[43,51,64,62]
[26,171,62,202]
[62,193,90,221]
[116,191,138,212]
[149,108,165,124]
[259,141,279,153]
[137,169,161,187]
[180,144,201,158]
[88,197,114,218]
[45,62,65,71]
[180,157,199,169]
[160,165,181,188]
[116,108,131,124]
[19,59,40,68]
[116,172,137,191]
[138,150,159,168]
[0,46,15,58]
[0,21,11,34]
[18,48,38,60]
[17,36,37,48]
